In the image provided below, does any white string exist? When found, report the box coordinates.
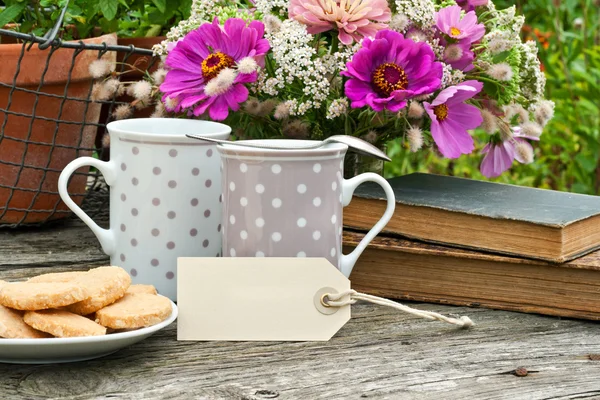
[324,290,474,329]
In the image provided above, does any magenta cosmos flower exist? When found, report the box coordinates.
[455,0,488,12]
[423,80,483,159]
[159,18,269,120]
[480,128,539,178]
[436,5,485,44]
[289,0,391,45]
[341,30,443,112]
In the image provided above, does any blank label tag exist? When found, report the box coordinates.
[177,257,351,341]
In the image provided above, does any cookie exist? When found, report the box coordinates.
[0,282,90,311]
[65,266,131,315]
[24,309,106,337]
[28,271,87,283]
[95,293,172,329]
[126,284,158,296]
[0,305,50,338]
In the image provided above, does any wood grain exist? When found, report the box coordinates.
[2,223,600,399]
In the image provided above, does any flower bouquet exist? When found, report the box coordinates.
[121,0,554,178]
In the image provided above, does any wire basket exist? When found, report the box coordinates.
[0,9,157,228]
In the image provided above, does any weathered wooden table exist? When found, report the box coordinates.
[1,221,600,400]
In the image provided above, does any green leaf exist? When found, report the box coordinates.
[575,153,597,173]
[152,0,166,13]
[99,0,119,20]
[145,24,162,37]
[0,2,27,27]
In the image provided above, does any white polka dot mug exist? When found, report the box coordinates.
[58,118,231,301]
[218,140,396,278]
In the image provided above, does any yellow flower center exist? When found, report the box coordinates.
[433,104,449,121]
[201,52,235,81]
[450,27,462,37]
[371,63,409,97]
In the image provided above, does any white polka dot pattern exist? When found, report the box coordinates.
[220,153,344,268]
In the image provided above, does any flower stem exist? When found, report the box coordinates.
[330,34,339,55]
[34,0,44,30]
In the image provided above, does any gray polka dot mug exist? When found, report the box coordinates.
[218,140,396,278]
[58,118,230,301]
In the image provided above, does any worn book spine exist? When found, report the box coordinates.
[343,232,600,321]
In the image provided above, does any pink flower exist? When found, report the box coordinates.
[480,128,539,178]
[442,41,474,71]
[436,5,485,44]
[289,0,391,45]
[423,80,483,159]
[341,30,443,112]
[455,0,488,12]
[159,18,269,121]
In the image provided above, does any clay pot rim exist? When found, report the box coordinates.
[0,33,118,55]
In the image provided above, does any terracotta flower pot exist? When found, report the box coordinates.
[117,36,164,79]
[0,33,117,226]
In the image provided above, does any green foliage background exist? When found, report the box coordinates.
[385,0,600,194]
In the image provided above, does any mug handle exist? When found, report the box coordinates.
[58,157,118,257]
[340,173,395,278]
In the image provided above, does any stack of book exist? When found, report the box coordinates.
[343,173,600,320]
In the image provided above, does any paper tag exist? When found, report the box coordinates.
[177,257,351,341]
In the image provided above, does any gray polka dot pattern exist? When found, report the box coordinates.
[221,153,346,269]
[108,135,225,302]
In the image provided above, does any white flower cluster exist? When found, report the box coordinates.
[394,0,435,28]
[483,29,520,55]
[519,41,546,102]
[254,0,289,16]
[259,19,332,116]
[481,5,525,57]
[426,37,445,60]
[440,63,454,88]
[254,71,280,96]
[389,13,410,33]
[321,43,360,73]
[326,98,349,119]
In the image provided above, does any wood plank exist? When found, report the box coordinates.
[0,220,108,272]
[1,224,600,399]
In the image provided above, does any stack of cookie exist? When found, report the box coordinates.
[0,266,172,338]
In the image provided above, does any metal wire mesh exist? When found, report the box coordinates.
[0,29,156,228]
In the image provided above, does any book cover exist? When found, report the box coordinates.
[344,173,600,262]
[353,173,600,228]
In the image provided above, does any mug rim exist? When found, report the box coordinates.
[217,139,348,158]
[107,118,231,143]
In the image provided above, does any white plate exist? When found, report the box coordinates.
[0,298,178,364]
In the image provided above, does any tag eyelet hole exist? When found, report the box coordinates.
[321,294,331,307]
